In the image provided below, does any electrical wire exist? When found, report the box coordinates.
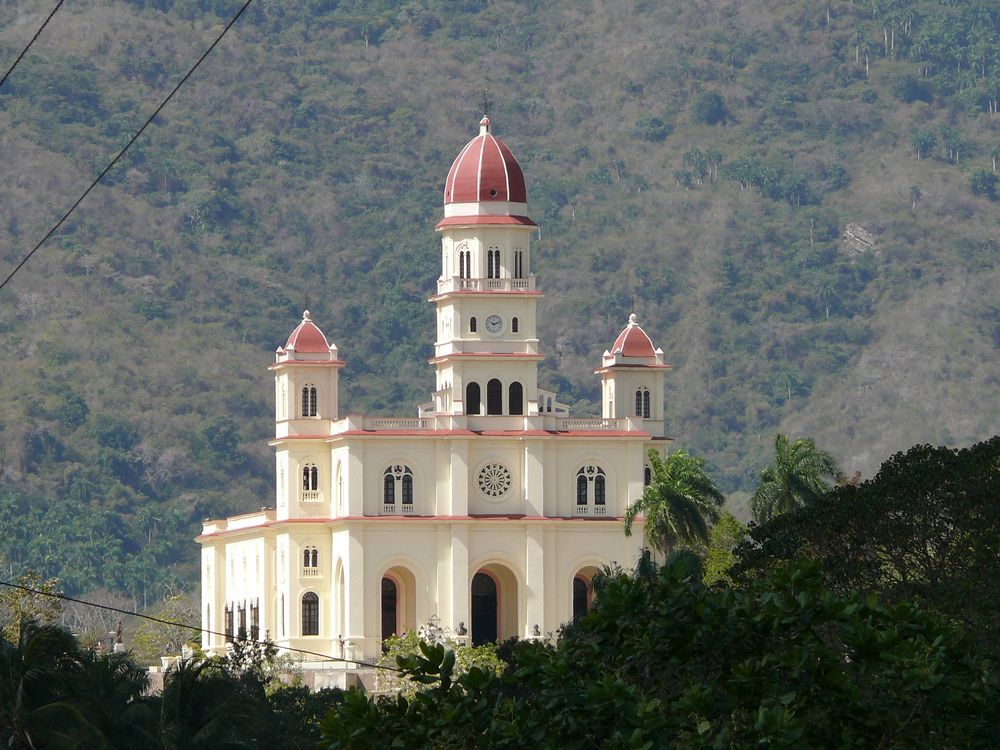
[0,0,254,294]
[0,0,66,89]
[0,579,404,673]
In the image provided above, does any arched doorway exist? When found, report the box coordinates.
[471,563,519,645]
[470,573,497,645]
[572,565,601,623]
[486,378,503,415]
[381,577,398,640]
[380,565,417,642]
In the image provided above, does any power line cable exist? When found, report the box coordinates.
[0,0,254,294]
[0,579,404,673]
[0,0,66,89]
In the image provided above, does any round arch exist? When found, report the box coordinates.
[468,556,523,644]
[375,555,429,639]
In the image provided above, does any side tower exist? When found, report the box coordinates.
[597,313,671,438]
[270,311,345,520]
[428,116,542,421]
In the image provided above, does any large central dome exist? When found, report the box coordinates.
[437,117,535,229]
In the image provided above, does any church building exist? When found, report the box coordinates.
[197,117,671,663]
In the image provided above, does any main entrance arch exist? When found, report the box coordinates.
[470,563,518,645]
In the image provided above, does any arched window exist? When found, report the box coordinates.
[466,382,481,415]
[303,546,319,571]
[301,593,319,636]
[237,603,247,640]
[224,605,234,643]
[383,465,414,512]
[576,466,607,512]
[470,316,478,333]
[546,397,553,413]
[635,389,643,416]
[302,385,318,417]
[486,378,502,415]
[250,600,259,640]
[635,388,650,418]
[511,317,519,333]
[459,249,471,279]
[643,390,651,418]
[513,249,524,279]
[509,382,523,415]
[644,466,652,486]
[487,246,500,278]
[302,464,319,501]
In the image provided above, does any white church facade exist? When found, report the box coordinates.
[197,117,671,662]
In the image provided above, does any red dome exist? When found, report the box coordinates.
[610,314,657,357]
[285,311,330,353]
[443,117,527,205]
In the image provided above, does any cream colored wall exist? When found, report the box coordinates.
[441,227,533,279]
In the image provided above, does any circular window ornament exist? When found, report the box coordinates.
[477,462,512,499]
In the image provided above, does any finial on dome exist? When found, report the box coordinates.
[479,115,491,135]
[628,312,638,326]
[302,310,312,322]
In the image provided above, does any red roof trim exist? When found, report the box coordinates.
[435,215,536,229]
[197,513,626,539]
[268,360,346,371]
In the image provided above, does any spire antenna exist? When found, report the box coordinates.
[479,87,492,119]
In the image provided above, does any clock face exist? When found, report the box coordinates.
[485,314,503,334]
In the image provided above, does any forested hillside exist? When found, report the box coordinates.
[0,0,997,599]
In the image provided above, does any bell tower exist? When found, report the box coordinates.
[428,117,543,419]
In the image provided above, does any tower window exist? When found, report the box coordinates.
[509,382,523,415]
[302,464,319,492]
[487,246,501,279]
[511,317,519,333]
[224,605,234,643]
[303,546,319,569]
[644,466,652,486]
[459,249,471,279]
[576,466,608,509]
[301,592,319,636]
[302,385,318,417]
[470,316,477,333]
[514,249,524,279]
[486,378,503,415]
[383,465,415,509]
[466,382,481,415]
[635,388,650,418]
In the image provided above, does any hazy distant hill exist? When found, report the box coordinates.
[0,0,997,597]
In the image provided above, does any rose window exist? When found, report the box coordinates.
[477,463,512,498]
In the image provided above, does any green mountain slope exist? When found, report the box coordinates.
[0,0,997,597]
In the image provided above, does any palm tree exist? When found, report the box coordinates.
[751,433,844,523]
[624,449,724,553]
[0,621,102,749]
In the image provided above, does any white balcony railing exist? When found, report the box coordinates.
[381,503,416,516]
[301,490,321,502]
[574,505,609,516]
[301,568,320,578]
[561,419,625,431]
[363,417,433,431]
[437,276,536,294]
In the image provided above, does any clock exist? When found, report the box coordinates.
[485,314,503,334]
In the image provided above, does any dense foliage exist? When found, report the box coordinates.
[733,435,1000,653]
[0,0,998,599]
[0,622,333,749]
[319,557,999,749]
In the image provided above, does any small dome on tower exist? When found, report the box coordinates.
[443,117,527,205]
[610,313,657,357]
[284,310,331,353]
